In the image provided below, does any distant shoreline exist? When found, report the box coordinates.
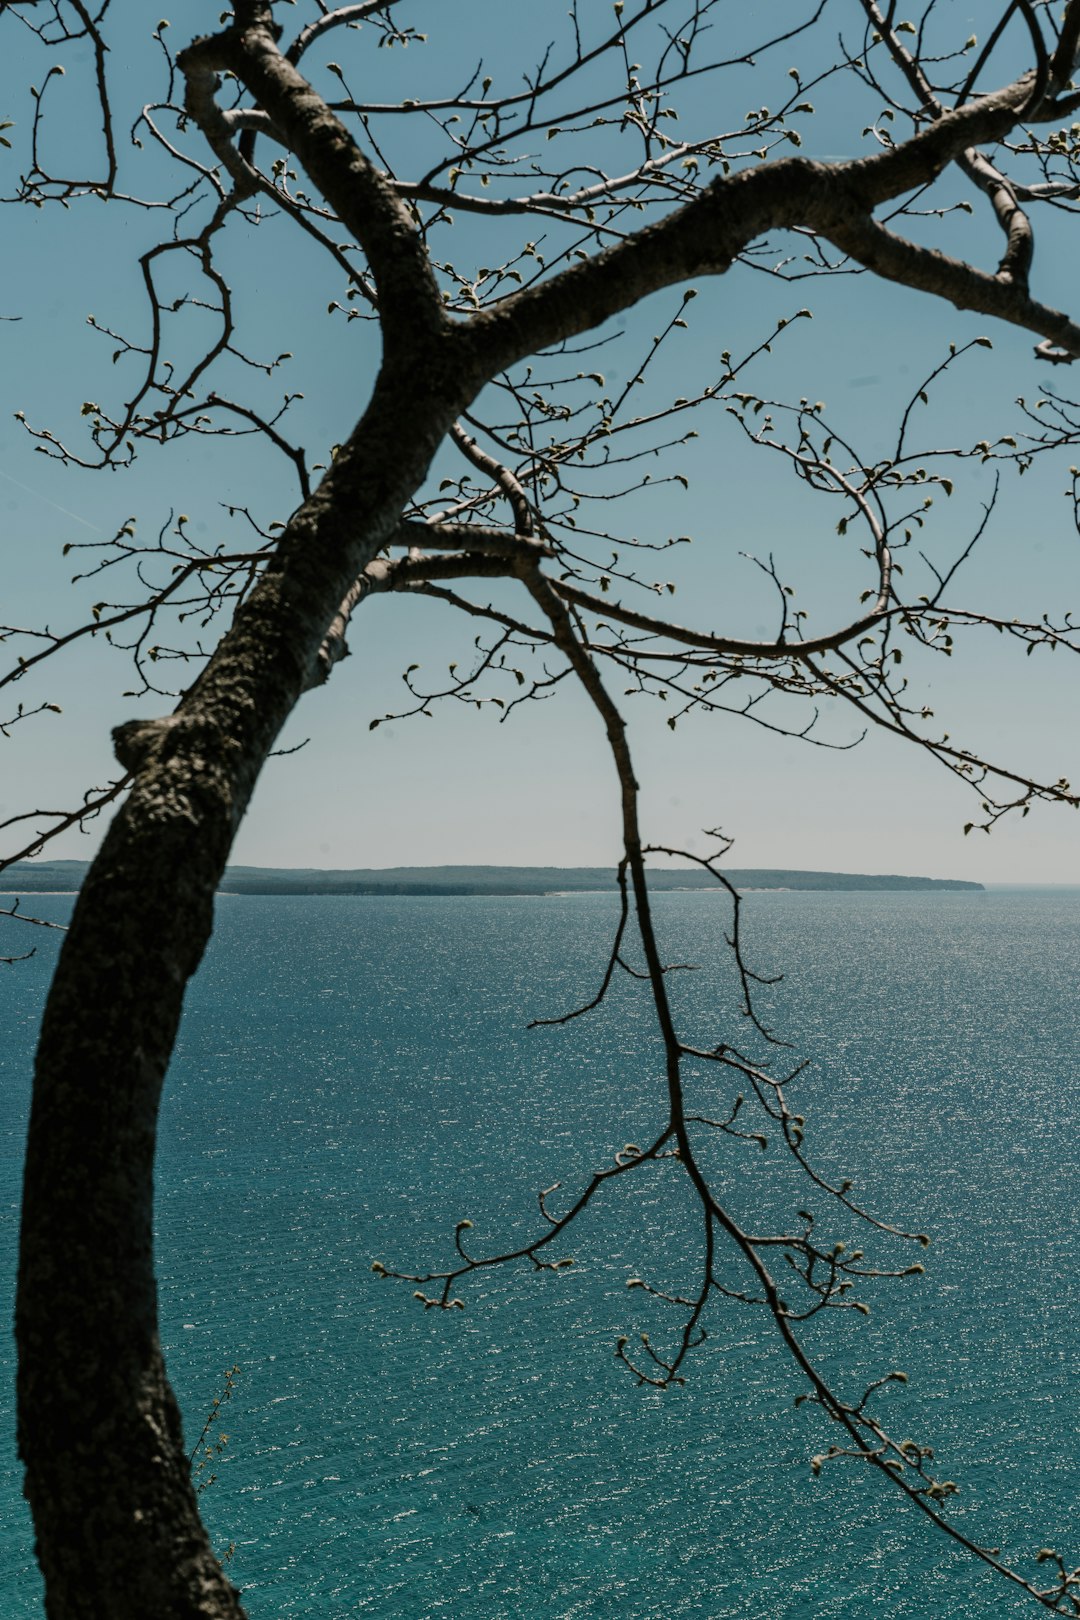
[1,861,985,896]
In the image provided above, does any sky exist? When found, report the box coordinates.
[3,0,1080,882]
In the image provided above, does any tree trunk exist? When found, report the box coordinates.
[15,360,467,1617]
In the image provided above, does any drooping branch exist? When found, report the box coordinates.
[379,566,1079,1612]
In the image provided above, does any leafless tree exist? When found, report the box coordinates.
[3,2,1080,1615]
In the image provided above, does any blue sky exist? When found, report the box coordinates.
[2,0,1079,881]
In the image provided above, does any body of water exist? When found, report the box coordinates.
[0,888,1076,1617]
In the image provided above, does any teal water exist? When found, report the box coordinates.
[0,889,1076,1617]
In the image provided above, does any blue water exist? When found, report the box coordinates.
[0,889,1076,1617]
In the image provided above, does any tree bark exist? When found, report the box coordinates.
[15,355,470,1618]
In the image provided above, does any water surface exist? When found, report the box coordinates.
[0,888,1075,1616]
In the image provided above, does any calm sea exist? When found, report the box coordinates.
[0,889,1076,1618]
